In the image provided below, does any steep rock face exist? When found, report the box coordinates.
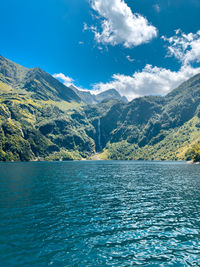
[92,96,165,147]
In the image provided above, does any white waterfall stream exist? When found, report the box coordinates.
[33,110,36,122]
[98,118,102,151]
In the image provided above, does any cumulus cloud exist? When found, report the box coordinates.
[92,64,200,101]
[53,73,74,87]
[88,0,157,48]
[91,29,200,100]
[162,29,200,65]
[54,29,200,102]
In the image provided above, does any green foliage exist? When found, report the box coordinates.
[101,117,200,161]
[0,121,32,161]
[185,143,200,162]
[101,141,138,160]
[45,149,82,161]
[1,55,200,162]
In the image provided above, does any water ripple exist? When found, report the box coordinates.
[0,161,200,266]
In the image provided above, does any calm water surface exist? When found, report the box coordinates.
[0,161,200,266]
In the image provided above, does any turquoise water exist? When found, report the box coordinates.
[0,161,200,266]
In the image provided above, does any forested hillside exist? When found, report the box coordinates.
[1,55,200,161]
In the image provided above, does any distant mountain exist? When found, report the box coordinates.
[70,85,128,104]
[69,85,97,104]
[0,55,200,161]
[96,89,128,103]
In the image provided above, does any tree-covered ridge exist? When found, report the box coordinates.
[1,55,200,161]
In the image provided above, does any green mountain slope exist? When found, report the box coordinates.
[1,55,200,161]
[97,73,200,160]
[0,55,81,102]
[0,56,95,161]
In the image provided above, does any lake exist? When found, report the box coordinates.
[0,161,200,266]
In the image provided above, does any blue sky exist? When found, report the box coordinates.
[1,0,200,100]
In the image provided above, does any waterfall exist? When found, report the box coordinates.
[33,110,36,122]
[19,128,24,138]
[98,118,102,151]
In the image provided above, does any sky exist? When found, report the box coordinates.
[1,0,200,100]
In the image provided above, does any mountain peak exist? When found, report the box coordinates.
[96,88,128,103]
[0,55,81,102]
[0,55,28,85]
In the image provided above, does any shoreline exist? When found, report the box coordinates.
[0,159,196,163]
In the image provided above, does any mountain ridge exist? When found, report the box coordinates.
[0,55,200,161]
[0,56,82,102]
[70,85,128,104]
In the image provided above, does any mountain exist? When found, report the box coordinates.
[69,85,97,104]
[0,55,28,85]
[0,56,95,161]
[96,89,128,103]
[0,55,81,102]
[0,55,200,161]
[95,73,200,160]
[70,85,128,104]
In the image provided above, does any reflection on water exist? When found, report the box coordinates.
[0,161,200,266]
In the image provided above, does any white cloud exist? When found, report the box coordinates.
[53,73,74,87]
[91,29,200,100]
[126,55,135,62]
[162,29,200,65]
[83,23,97,32]
[54,29,200,102]
[88,0,157,48]
[92,64,200,101]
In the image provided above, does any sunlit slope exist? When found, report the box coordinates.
[0,56,95,161]
[99,116,200,160]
